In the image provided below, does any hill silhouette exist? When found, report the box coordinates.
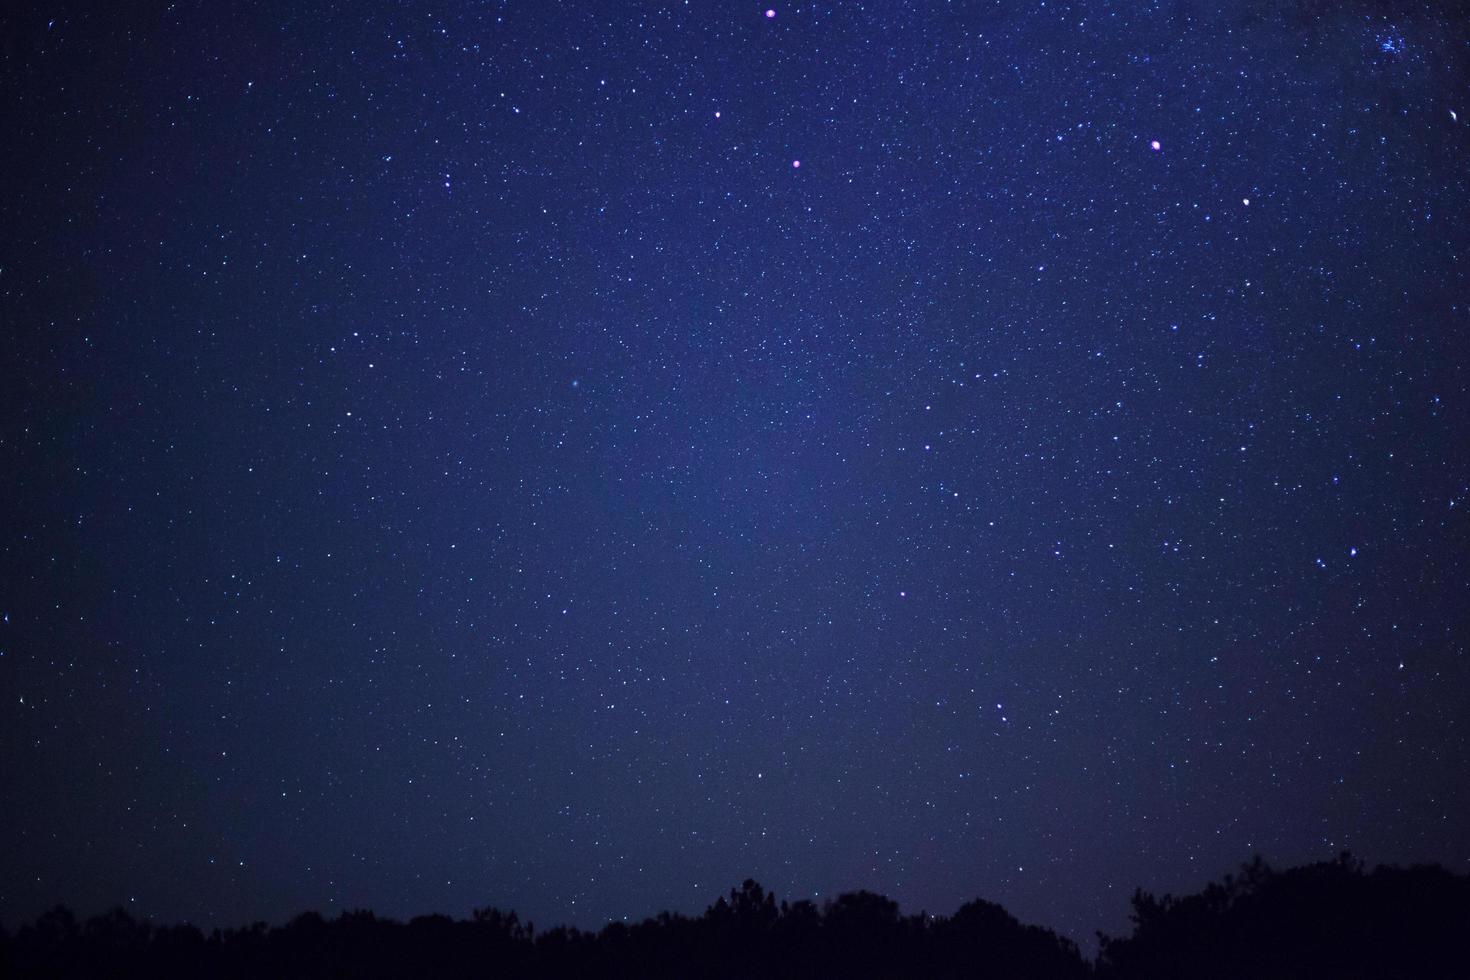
[2,855,1465,978]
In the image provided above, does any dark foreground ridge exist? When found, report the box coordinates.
[3,855,1467,978]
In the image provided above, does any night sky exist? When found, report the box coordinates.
[3,0,1468,949]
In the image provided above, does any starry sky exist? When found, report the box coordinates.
[2,0,1468,948]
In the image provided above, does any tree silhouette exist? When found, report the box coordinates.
[1097,853,1469,979]
[2,856,1465,978]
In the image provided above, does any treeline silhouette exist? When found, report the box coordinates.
[2,854,1465,978]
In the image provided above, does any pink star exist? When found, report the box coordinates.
[792,159,801,168]
[765,8,775,17]
[1150,139,1161,151]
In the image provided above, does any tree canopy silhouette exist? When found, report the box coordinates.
[1,856,1465,978]
[1097,853,1470,980]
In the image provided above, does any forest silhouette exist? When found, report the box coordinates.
[3,854,1466,978]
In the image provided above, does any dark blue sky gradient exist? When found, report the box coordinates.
[2,0,1468,947]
